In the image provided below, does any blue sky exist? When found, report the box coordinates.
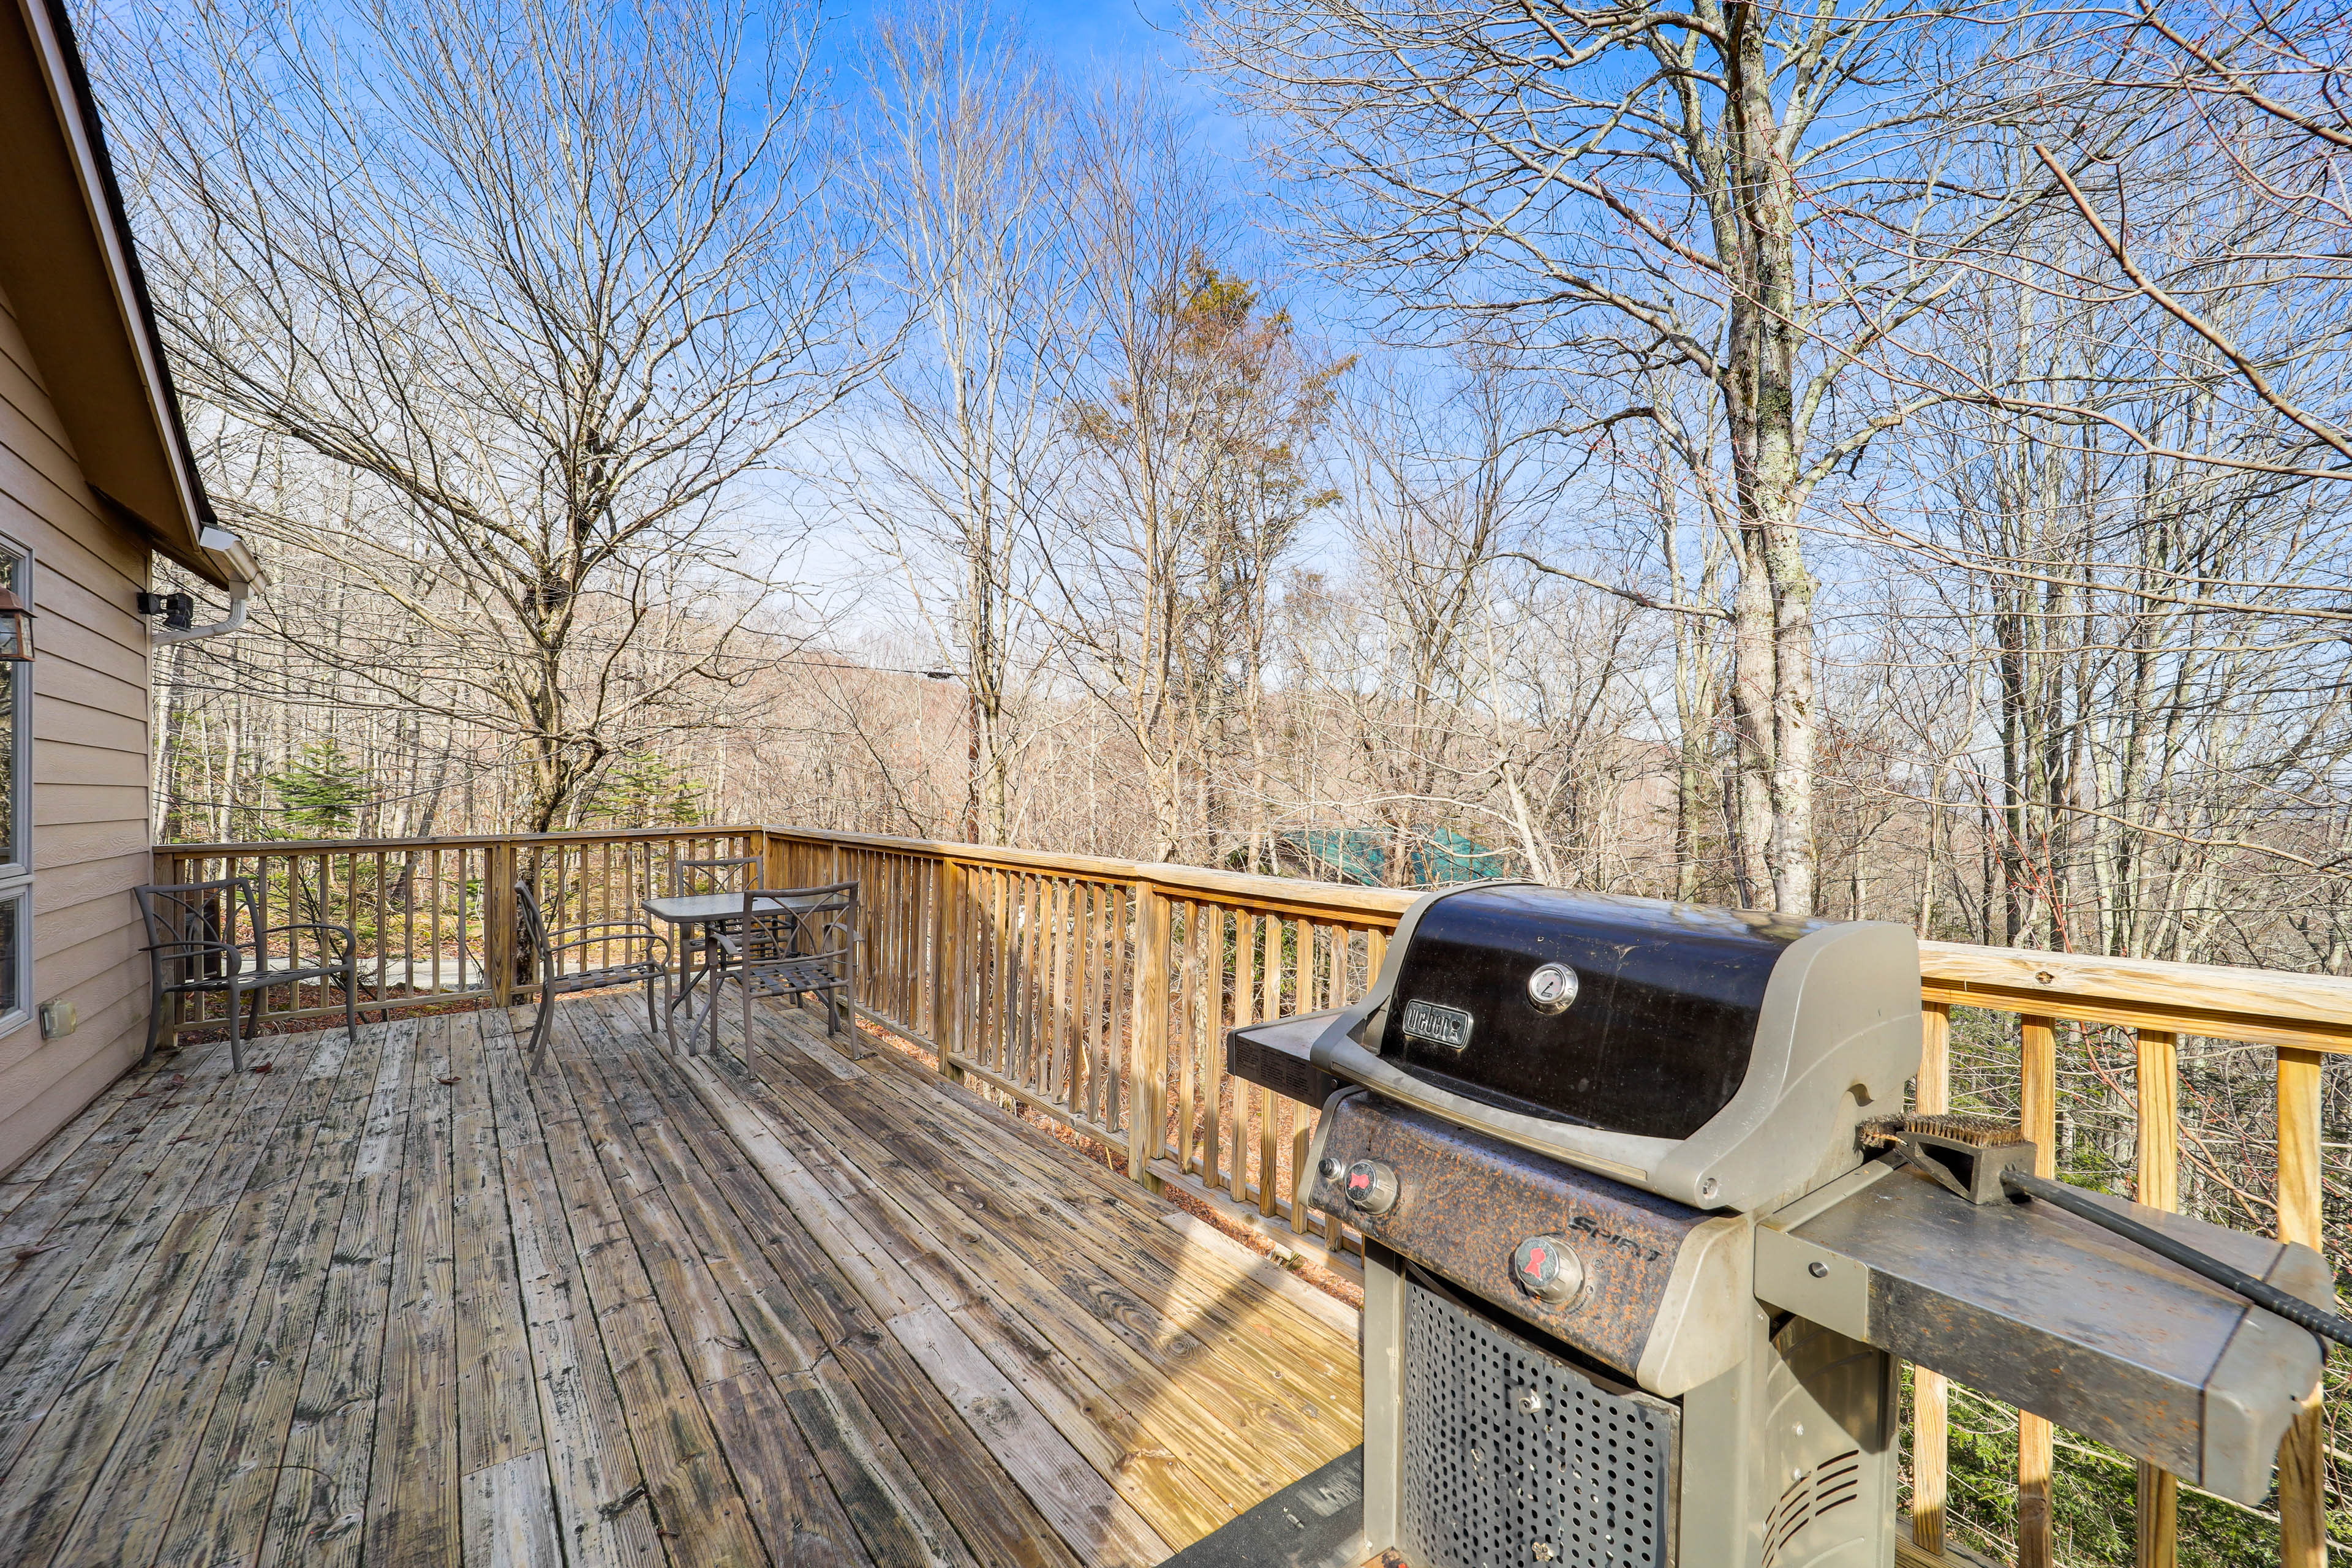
[819,0,1262,170]
[998,0,1189,77]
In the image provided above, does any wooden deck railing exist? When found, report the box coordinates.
[156,826,766,1030]
[156,823,2349,1568]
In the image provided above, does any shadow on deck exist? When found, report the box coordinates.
[0,989,1362,1566]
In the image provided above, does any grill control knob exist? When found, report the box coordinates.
[1341,1159,1399,1216]
[1510,1234,1585,1306]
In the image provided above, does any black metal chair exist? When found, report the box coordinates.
[718,880,858,1050]
[671,853,766,961]
[514,879,671,1070]
[135,877,359,1071]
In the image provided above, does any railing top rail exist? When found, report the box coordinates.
[766,826,2352,1047]
[1920,939,2352,1053]
[764,824,1422,919]
[162,824,766,858]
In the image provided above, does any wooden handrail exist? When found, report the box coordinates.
[153,820,2342,1566]
[161,823,772,856]
[1921,940,2352,1053]
[783,826,2352,1043]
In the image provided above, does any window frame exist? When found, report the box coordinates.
[0,535,30,1038]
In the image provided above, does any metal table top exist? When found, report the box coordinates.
[642,890,831,924]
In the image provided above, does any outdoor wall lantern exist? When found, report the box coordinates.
[0,587,34,662]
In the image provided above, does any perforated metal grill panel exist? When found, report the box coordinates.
[1401,1279,1676,1568]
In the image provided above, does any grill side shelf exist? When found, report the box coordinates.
[1226,1009,1345,1106]
[1755,1159,2326,1505]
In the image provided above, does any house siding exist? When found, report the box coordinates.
[0,276,153,1178]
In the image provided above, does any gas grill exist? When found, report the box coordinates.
[1209,883,2330,1568]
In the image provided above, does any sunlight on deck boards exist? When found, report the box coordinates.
[0,989,1362,1567]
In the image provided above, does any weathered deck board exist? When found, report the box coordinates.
[0,987,1362,1567]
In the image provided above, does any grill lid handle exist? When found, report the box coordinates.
[1309,1026,1669,1188]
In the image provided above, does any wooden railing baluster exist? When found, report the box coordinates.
[2278,1046,2328,1568]
[1912,1001,1951,1559]
[1259,913,1280,1219]
[2018,1015,2059,1568]
[2135,1027,2180,1568]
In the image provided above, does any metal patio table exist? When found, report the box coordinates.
[643,889,829,1055]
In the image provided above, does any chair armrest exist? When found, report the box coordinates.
[544,925,669,960]
[142,938,244,967]
[545,920,668,945]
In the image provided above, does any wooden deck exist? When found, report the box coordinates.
[0,990,1362,1567]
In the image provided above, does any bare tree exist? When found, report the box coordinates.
[839,1,1075,844]
[1196,0,2051,912]
[1035,92,1342,867]
[102,0,868,829]
[1984,1,2352,484]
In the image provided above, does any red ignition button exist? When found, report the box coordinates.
[1511,1234,1586,1306]
[1341,1159,1399,1216]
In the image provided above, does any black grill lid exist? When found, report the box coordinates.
[1306,881,1921,1210]
[1376,885,1828,1139]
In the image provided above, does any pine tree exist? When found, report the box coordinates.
[266,739,368,837]
[586,752,705,829]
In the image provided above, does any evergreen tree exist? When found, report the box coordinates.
[586,752,706,829]
[266,739,368,837]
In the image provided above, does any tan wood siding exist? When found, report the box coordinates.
[0,277,153,1177]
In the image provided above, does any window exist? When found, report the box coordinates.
[0,540,28,1034]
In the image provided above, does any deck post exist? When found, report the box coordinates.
[2135,1028,2180,1568]
[486,840,517,1011]
[1911,1003,1951,1558]
[1128,880,1169,1194]
[937,858,964,1078]
[2017,1015,2057,1568]
[2277,1046,2327,1568]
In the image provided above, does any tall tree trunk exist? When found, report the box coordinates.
[1713,7,1817,913]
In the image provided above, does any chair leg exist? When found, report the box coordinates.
[646,976,660,1038]
[528,987,554,1072]
[742,969,753,1058]
[345,962,359,1041]
[699,952,730,1058]
[227,986,245,1074]
[142,978,167,1066]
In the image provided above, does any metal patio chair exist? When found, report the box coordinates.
[135,876,358,1071]
[515,879,671,1071]
[720,879,858,1048]
[671,853,767,960]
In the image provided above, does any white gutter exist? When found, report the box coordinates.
[155,526,265,644]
